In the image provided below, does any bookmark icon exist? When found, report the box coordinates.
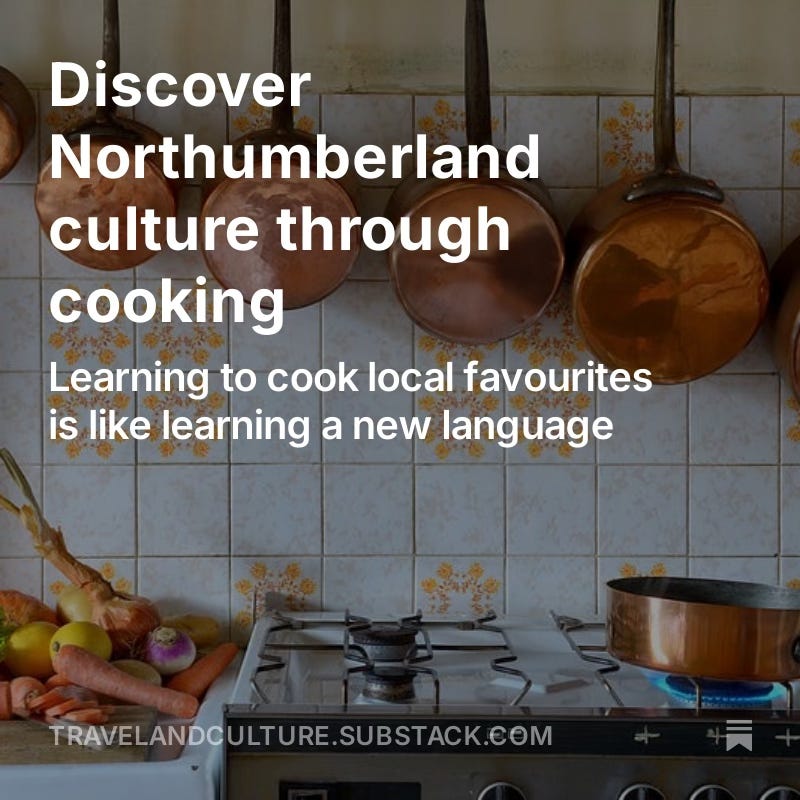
[725,720,753,752]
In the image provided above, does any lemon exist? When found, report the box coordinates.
[51,621,113,665]
[4,621,58,678]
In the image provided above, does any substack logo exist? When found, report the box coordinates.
[725,720,753,752]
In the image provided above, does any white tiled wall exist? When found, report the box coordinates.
[1,89,799,641]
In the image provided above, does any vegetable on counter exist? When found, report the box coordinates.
[56,586,93,623]
[0,682,11,720]
[112,659,162,686]
[53,644,199,718]
[145,626,196,676]
[9,676,45,716]
[163,614,221,648]
[166,641,239,699]
[0,449,161,657]
[50,621,113,664]
[0,590,58,627]
[3,621,57,678]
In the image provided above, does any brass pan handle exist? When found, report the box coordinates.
[625,0,723,203]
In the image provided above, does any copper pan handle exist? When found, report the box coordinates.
[626,0,723,203]
[271,0,294,134]
[465,0,492,148]
[96,0,120,125]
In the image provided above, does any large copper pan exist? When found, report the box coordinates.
[769,237,800,400]
[0,66,35,179]
[567,0,768,384]
[607,577,800,682]
[35,0,178,270]
[201,0,359,309]
[385,0,564,345]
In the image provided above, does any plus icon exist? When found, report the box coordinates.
[775,729,800,748]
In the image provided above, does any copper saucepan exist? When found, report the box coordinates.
[607,577,800,682]
[35,0,178,270]
[0,66,35,179]
[769,237,800,400]
[201,0,359,309]
[567,0,769,384]
[385,0,564,345]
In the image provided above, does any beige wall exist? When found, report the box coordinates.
[2,0,799,94]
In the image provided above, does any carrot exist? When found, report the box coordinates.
[166,642,238,699]
[45,673,72,690]
[0,681,11,720]
[10,676,45,716]
[44,697,85,717]
[53,645,198,718]
[61,708,108,725]
[27,688,67,713]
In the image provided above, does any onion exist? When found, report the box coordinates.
[56,586,93,623]
[0,450,161,657]
[144,627,196,676]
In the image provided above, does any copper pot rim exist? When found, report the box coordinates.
[387,177,565,345]
[607,576,800,612]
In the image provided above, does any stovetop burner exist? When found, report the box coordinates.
[652,673,783,708]
[360,665,417,703]
[349,620,420,661]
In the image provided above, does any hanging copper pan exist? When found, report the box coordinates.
[35,0,178,270]
[607,577,800,682]
[769,237,800,400]
[567,0,769,384]
[385,0,564,345]
[0,66,35,179]
[201,0,359,309]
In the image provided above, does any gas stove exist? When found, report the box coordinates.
[223,610,800,800]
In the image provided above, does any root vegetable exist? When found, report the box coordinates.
[145,627,196,676]
[0,682,11,720]
[163,615,220,648]
[10,676,45,716]
[27,688,68,713]
[166,642,238,699]
[54,644,198,718]
[0,590,57,627]
[112,659,161,686]
[61,708,108,725]
[0,450,160,656]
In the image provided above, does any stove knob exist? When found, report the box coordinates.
[618,785,665,800]
[477,783,527,800]
[689,787,735,800]
[759,789,800,800]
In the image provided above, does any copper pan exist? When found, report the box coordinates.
[201,0,359,310]
[385,0,564,345]
[769,236,800,400]
[566,0,768,384]
[0,66,35,179]
[607,577,800,682]
[35,0,178,270]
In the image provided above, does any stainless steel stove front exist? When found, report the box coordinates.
[222,610,800,800]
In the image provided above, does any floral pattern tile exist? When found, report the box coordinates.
[784,97,800,189]
[416,558,503,616]
[232,557,320,642]
[44,280,133,370]
[599,96,688,183]
[415,96,503,150]
[229,94,319,141]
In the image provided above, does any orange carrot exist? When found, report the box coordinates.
[44,697,85,717]
[54,645,198,718]
[10,676,45,716]
[166,642,239,699]
[27,688,67,713]
[0,681,11,720]
[45,673,72,690]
